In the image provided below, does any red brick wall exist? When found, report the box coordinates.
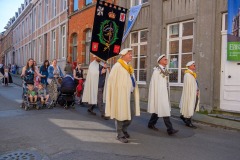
[68,0,114,64]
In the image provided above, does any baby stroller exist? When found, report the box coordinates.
[21,79,40,111]
[57,75,76,109]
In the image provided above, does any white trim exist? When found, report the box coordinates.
[131,0,148,7]
[130,29,148,84]
[167,20,194,86]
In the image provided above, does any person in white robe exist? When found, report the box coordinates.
[105,48,140,143]
[179,61,200,129]
[82,56,109,119]
[147,54,178,135]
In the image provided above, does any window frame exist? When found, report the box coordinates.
[86,0,92,6]
[85,29,92,65]
[38,3,42,28]
[61,0,67,11]
[38,37,42,63]
[130,0,148,7]
[52,0,56,18]
[61,25,66,58]
[130,29,148,85]
[51,30,56,60]
[167,20,194,86]
[72,33,78,62]
[73,0,78,11]
[44,0,49,23]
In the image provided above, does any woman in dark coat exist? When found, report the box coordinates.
[40,60,50,86]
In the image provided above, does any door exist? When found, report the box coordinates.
[220,13,240,112]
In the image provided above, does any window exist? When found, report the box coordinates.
[130,30,148,84]
[85,29,92,65]
[19,25,21,41]
[22,47,24,65]
[222,13,228,31]
[28,43,31,58]
[26,18,28,36]
[74,0,78,11]
[61,0,67,11]
[131,0,148,6]
[44,0,49,23]
[22,21,24,39]
[167,20,194,85]
[29,13,32,34]
[72,33,78,62]
[32,40,36,61]
[33,8,36,32]
[51,30,56,60]
[61,25,66,58]
[52,0,56,17]
[38,3,42,28]
[25,45,28,61]
[38,37,42,63]
[86,0,92,5]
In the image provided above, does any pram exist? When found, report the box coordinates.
[21,78,51,111]
[21,79,39,111]
[57,75,76,109]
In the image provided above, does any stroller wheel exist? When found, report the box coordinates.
[25,106,29,111]
[71,103,75,109]
[48,105,53,109]
[21,102,25,108]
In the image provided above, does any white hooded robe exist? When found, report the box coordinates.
[82,60,109,104]
[147,66,171,117]
[179,70,200,118]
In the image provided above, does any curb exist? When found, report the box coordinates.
[140,108,240,132]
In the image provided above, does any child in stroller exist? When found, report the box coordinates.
[27,84,37,103]
[58,74,76,109]
[37,83,50,108]
[21,82,40,110]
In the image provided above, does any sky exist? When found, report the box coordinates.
[0,0,24,33]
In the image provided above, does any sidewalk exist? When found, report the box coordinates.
[140,101,240,131]
[10,74,240,131]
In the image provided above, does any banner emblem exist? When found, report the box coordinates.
[90,0,128,61]
[97,6,104,16]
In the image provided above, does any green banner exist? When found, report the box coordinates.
[227,42,240,61]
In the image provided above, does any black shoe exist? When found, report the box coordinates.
[87,109,96,115]
[168,129,179,135]
[186,123,197,129]
[148,125,159,131]
[123,132,130,138]
[180,115,186,123]
[116,136,128,143]
[101,115,110,120]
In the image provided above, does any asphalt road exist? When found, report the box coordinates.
[0,84,239,160]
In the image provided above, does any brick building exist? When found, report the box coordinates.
[67,0,118,68]
[0,28,13,66]
[5,0,68,71]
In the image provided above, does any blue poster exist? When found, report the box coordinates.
[122,4,142,43]
[227,0,240,61]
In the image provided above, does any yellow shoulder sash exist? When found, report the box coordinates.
[117,59,134,75]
